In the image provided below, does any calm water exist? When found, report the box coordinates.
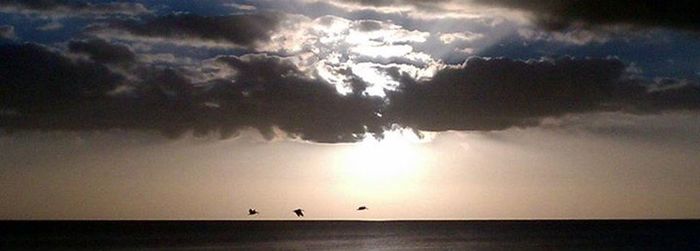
[2,220,699,250]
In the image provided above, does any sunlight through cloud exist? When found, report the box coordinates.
[334,128,434,200]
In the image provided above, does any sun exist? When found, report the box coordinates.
[344,134,420,181]
[334,129,432,200]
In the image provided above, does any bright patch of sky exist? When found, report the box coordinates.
[260,14,440,96]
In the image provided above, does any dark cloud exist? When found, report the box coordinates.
[643,80,700,111]
[0,42,208,137]
[0,24,14,39]
[337,0,700,32]
[1,42,699,142]
[0,43,385,142]
[101,13,282,48]
[384,57,700,132]
[0,43,123,112]
[473,0,700,32]
[207,54,385,142]
[332,0,700,33]
[68,38,135,66]
[0,0,149,16]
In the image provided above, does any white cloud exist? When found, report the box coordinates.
[259,14,441,97]
[439,31,483,44]
[224,3,257,11]
[37,21,64,31]
[518,28,609,45]
[456,47,475,54]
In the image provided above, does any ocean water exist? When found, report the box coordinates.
[2,220,699,250]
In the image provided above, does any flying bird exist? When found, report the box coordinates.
[248,209,259,215]
[293,208,304,217]
[357,206,368,211]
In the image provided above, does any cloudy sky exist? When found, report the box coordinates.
[1,0,699,219]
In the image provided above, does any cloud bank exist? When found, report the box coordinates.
[0,0,149,17]
[330,0,700,32]
[385,57,700,132]
[474,0,700,31]
[94,13,282,48]
[1,40,699,142]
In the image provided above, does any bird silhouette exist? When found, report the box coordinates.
[248,208,259,215]
[293,208,304,217]
[357,206,368,211]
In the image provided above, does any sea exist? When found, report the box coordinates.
[2,220,699,250]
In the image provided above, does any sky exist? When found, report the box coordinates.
[1,0,699,220]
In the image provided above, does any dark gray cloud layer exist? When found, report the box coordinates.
[385,57,700,132]
[336,0,700,31]
[103,13,281,48]
[0,43,122,111]
[0,42,208,137]
[475,0,700,31]
[209,55,385,142]
[0,42,383,142]
[1,41,699,142]
[0,0,149,16]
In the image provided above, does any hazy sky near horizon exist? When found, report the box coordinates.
[1,0,700,219]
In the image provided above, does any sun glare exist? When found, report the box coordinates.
[334,129,432,200]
